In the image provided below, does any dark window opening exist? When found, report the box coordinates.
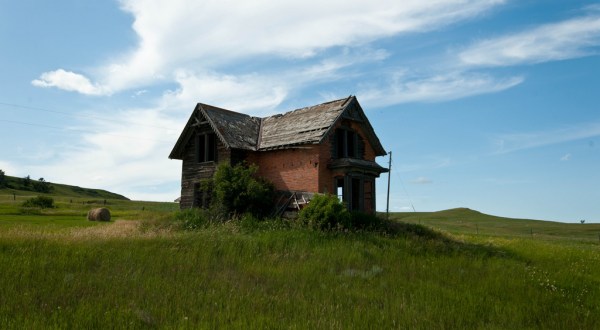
[197,133,217,163]
[351,178,361,211]
[335,128,358,159]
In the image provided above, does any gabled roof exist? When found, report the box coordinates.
[169,104,260,159]
[169,96,386,159]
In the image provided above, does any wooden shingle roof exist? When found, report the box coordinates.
[169,96,386,159]
[258,98,349,150]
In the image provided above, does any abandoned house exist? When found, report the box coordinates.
[169,96,388,214]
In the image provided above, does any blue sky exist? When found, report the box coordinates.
[1,0,599,222]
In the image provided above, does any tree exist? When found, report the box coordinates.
[33,177,53,193]
[0,169,5,188]
[211,163,274,218]
[22,175,31,188]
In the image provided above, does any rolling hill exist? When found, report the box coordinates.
[390,207,600,242]
[0,174,129,200]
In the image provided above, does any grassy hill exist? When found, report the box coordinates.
[0,174,129,200]
[0,194,598,328]
[390,207,600,242]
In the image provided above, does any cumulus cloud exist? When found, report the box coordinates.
[31,69,108,95]
[459,13,600,67]
[359,71,523,106]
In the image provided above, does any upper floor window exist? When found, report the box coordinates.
[335,128,358,159]
[196,133,217,163]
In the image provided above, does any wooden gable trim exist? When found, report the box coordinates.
[197,104,231,150]
[318,96,386,157]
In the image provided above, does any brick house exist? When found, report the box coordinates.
[169,96,387,213]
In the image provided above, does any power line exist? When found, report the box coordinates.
[0,101,177,131]
[0,119,173,143]
[391,164,417,213]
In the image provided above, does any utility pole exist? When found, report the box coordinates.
[386,151,392,220]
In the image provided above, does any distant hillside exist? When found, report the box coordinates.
[391,207,600,241]
[0,175,129,200]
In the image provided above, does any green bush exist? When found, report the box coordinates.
[212,163,274,218]
[298,194,351,230]
[22,196,54,209]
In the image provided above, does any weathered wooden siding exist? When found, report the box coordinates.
[179,127,231,209]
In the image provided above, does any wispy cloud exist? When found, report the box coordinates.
[560,153,572,161]
[492,122,600,154]
[32,0,505,96]
[24,106,184,201]
[410,177,433,184]
[359,71,523,106]
[459,12,600,67]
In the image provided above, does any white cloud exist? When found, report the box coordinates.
[0,160,19,177]
[560,153,572,161]
[31,69,108,95]
[359,71,523,106]
[493,122,600,154]
[459,13,600,67]
[33,0,505,95]
[162,70,288,115]
[26,107,184,201]
[410,177,433,184]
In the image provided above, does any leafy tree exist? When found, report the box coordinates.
[0,169,5,188]
[33,177,53,193]
[22,175,31,187]
[211,162,274,218]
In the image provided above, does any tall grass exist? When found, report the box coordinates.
[1,213,599,328]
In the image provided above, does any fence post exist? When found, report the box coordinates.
[13,192,16,201]
[530,228,533,238]
[476,224,479,234]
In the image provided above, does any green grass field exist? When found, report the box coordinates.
[0,192,599,328]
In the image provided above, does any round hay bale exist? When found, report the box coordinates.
[87,208,111,222]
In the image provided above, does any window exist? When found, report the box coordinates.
[336,177,345,203]
[196,133,217,163]
[335,128,358,159]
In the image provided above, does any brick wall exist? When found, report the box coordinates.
[247,147,320,193]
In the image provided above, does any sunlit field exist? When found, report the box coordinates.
[1,194,599,328]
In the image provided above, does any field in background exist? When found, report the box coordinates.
[391,208,600,242]
[0,191,599,328]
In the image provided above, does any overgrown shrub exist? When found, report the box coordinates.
[22,196,54,209]
[298,194,351,230]
[212,163,274,218]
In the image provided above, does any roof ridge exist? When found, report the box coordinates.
[262,97,349,120]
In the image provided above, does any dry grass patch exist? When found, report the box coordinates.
[0,220,178,241]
